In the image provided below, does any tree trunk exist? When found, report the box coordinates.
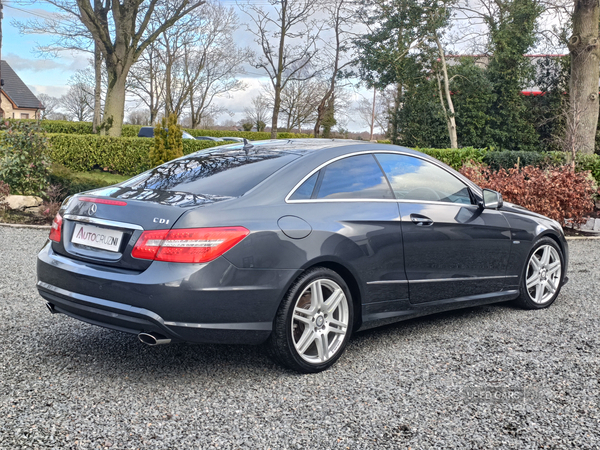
[271,87,281,139]
[567,0,600,155]
[92,43,102,133]
[435,35,457,149]
[101,60,131,137]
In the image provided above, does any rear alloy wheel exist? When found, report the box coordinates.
[516,237,564,309]
[267,267,353,373]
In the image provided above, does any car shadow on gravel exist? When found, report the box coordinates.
[348,300,522,346]
[32,318,287,378]
[30,300,525,377]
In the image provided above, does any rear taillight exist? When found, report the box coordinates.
[49,213,63,243]
[78,197,127,206]
[131,227,250,263]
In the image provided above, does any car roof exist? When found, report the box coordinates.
[198,138,425,157]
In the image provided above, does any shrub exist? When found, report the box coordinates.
[482,150,558,171]
[460,162,598,225]
[48,163,121,199]
[0,120,50,195]
[417,147,488,170]
[150,113,183,166]
[39,184,64,221]
[0,180,9,211]
[47,133,227,176]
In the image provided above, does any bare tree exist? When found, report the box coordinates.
[240,0,321,138]
[273,77,321,132]
[37,94,61,120]
[60,82,94,121]
[187,3,248,128]
[21,0,207,136]
[313,0,356,137]
[127,109,150,125]
[567,0,599,155]
[243,94,271,132]
[129,40,166,125]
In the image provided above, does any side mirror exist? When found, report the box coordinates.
[482,189,503,209]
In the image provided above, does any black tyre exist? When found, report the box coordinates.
[267,267,354,373]
[515,237,564,309]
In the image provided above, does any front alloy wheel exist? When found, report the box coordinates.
[267,267,353,373]
[516,237,564,309]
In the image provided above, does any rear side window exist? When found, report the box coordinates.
[375,153,472,204]
[310,154,393,200]
[123,150,299,198]
[289,172,319,200]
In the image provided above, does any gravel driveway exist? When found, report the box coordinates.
[1,226,599,449]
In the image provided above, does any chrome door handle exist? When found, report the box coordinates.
[410,214,433,226]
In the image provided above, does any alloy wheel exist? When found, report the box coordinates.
[291,278,350,364]
[525,244,562,304]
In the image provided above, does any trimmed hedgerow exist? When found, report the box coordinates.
[23,119,311,140]
[417,147,488,171]
[47,134,228,176]
[122,126,309,140]
[460,162,598,225]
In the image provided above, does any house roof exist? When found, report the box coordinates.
[1,60,44,110]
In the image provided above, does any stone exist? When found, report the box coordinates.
[5,195,43,211]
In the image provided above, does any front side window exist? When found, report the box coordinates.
[375,153,472,204]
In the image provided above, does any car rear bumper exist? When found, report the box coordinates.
[37,243,299,345]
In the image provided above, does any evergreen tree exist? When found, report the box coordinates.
[149,113,184,167]
[485,0,542,151]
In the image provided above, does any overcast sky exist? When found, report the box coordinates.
[1,0,375,132]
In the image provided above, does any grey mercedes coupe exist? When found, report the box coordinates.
[37,139,568,372]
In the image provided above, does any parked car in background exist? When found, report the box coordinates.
[137,126,196,140]
[194,136,224,142]
[220,137,244,142]
[37,139,568,373]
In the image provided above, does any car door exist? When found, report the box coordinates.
[374,153,512,304]
[287,153,409,318]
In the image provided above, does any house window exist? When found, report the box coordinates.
[20,113,29,119]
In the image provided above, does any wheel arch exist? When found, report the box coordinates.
[298,258,364,330]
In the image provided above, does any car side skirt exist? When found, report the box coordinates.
[357,289,520,331]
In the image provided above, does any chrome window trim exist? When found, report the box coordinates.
[285,150,478,204]
[367,275,517,285]
[64,215,144,231]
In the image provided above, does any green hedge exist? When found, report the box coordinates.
[384,143,600,185]
[122,126,310,140]
[48,164,129,197]
[47,134,228,176]
[417,147,488,170]
[26,119,311,140]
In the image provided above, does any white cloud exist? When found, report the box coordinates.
[29,85,69,97]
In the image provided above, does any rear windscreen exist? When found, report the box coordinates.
[122,150,299,197]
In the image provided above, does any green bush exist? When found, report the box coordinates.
[48,164,125,198]
[0,120,51,195]
[482,151,557,171]
[150,113,183,166]
[47,134,227,176]
[417,147,488,170]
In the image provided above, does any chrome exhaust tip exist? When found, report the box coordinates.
[46,302,56,314]
[138,332,171,346]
